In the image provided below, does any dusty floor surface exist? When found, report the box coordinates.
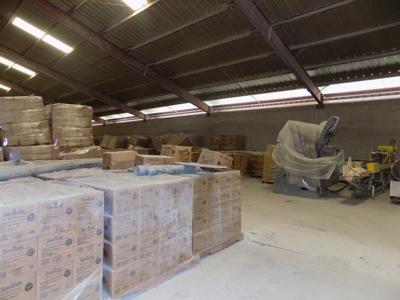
[128,177,400,300]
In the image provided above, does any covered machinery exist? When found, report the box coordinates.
[272,116,344,198]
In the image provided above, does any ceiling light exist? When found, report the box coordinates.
[11,64,36,77]
[12,17,45,39]
[0,55,36,77]
[122,0,148,11]
[0,83,11,92]
[42,35,73,53]
[12,17,73,54]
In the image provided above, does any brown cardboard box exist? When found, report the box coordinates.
[246,151,264,177]
[38,230,77,267]
[37,196,76,235]
[73,269,102,300]
[103,263,138,298]
[103,237,138,270]
[104,214,138,242]
[0,237,37,277]
[262,145,279,183]
[0,273,36,300]
[135,154,175,165]
[103,151,137,170]
[0,200,38,245]
[2,145,59,161]
[0,147,3,161]
[161,145,192,162]
[37,261,74,300]
[197,149,233,168]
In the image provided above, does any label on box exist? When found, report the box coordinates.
[0,273,36,300]
[38,230,76,267]
[38,197,76,235]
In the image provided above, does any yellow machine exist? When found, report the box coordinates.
[344,142,397,198]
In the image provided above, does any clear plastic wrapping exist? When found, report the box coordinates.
[0,180,104,300]
[65,173,195,299]
[272,120,344,181]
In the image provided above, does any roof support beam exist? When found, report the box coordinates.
[0,45,147,120]
[234,0,323,106]
[31,0,212,114]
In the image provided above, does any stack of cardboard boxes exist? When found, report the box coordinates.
[66,173,195,298]
[0,96,57,161]
[246,151,265,177]
[0,180,104,300]
[47,104,94,149]
[188,171,242,255]
[207,135,246,151]
[262,145,279,183]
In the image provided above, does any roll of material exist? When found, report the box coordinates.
[133,164,200,176]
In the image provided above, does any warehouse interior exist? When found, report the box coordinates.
[0,0,399,299]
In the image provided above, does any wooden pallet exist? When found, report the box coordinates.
[104,256,200,299]
[262,180,274,184]
[197,233,244,257]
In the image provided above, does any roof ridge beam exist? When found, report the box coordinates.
[31,0,212,114]
[234,0,324,107]
[0,45,147,120]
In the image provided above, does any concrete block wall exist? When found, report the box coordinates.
[94,99,400,160]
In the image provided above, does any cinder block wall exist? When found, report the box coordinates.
[94,99,400,160]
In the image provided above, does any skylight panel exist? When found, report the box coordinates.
[122,0,149,11]
[12,17,73,54]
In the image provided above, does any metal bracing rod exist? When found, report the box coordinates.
[234,0,323,105]
[31,0,212,114]
[291,21,400,50]
[0,45,147,120]
[126,5,232,52]
[272,0,357,27]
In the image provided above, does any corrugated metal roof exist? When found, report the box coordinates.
[0,0,398,115]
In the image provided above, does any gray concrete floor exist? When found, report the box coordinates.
[134,177,400,300]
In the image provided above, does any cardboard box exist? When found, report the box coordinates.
[0,273,36,300]
[37,262,74,300]
[197,149,233,168]
[103,151,137,170]
[103,237,138,270]
[0,200,38,245]
[0,147,3,162]
[38,230,77,267]
[135,154,175,166]
[103,263,138,298]
[262,145,279,183]
[246,151,264,177]
[161,145,192,162]
[0,237,37,277]
[104,214,138,242]
[2,145,59,161]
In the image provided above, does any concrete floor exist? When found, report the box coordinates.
[132,178,400,300]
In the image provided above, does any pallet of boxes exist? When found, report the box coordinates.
[0,96,59,161]
[262,145,279,183]
[0,178,104,300]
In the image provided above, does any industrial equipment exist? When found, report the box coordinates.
[343,142,397,198]
[272,116,344,198]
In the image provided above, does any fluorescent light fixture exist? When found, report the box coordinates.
[12,17,73,54]
[12,17,45,39]
[42,35,73,53]
[11,64,36,77]
[122,0,148,11]
[0,83,11,92]
[0,56,13,68]
[0,56,36,77]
